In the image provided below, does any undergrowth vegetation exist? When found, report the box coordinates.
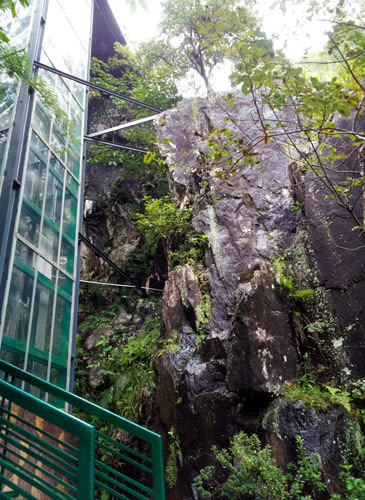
[75,303,163,423]
[194,432,365,500]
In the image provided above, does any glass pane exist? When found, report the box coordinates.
[49,364,67,390]
[0,350,25,385]
[24,361,47,400]
[63,174,78,240]
[3,267,34,343]
[2,3,33,50]
[60,238,75,275]
[40,223,59,263]
[72,80,86,109]
[52,294,71,358]
[29,274,55,354]
[23,132,48,208]
[36,255,57,284]
[58,271,73,297]
[33,99,52,142]
[43,1,87,80]
[0,130,8,175]
[18,201,41,247]
[50,126,67,162]
[66,149,80,179]
[0,81,17,129]
[58,0,92,51]
[44,161,63,226]
[15,238,36,267]
[54,76,71,117]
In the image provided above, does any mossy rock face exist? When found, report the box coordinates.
[303,137,365,381]
[289,231,365,384]
[264,398,365,496]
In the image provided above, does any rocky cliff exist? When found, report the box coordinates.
[78,91,365,499]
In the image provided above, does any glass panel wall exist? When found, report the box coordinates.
[0,2,34,192]
[0,0,91,391]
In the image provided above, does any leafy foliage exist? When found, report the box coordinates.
[90,42,180,120]
[0,2,76,138]
[137,0,259,91]
[136,196,208,271]
[282,376,352,412]
[76,312,162,421]
[228,0,365,241]
[193,432,326,499]
[0,0,29,42]
[273,256,313,300]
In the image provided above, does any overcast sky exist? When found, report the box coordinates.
[108,0,330,94]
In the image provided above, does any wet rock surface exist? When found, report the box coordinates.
[82,91,365,499]
[152,93,365,498]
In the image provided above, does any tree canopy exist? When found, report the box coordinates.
[137,0,261,91]
[134,0,365,243]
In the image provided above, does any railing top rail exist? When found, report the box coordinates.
[0,359,161,444]
[0,378,93,439]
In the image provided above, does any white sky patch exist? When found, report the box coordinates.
[108,0,162,48]
[255,0,329,62]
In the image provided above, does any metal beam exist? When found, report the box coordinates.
[33,61,162,112]
[84,135,151,154]
[78,233,146,297]
[87,114,159,138]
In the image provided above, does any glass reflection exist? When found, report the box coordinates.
[3,266,34,342]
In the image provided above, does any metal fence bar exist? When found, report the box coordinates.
[0,378,95,499]
[0,360,161,444]
[151,436,166,500]
[77,425,94,500]
[0,359,166,498]
[0,471,38,500]
[95,460,153,495]
[0,416,78,470]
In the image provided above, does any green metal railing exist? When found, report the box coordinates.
[0,360,165,500]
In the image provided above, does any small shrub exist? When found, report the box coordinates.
[193,432,326,499]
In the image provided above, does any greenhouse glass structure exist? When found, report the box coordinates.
[0,1,165,497]
[0,0,91,391]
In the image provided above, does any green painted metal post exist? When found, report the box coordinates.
[77,425,95,500]
[151,435,166,500]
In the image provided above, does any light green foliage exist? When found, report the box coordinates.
[91,42,180,119]
[282,376,352,412]
[193,432,326,499]
[138,0,258,90]
[165,427,181,489]
[305,321,327,335]
[0,0,29,42]
[78,307,119,331]
[195,285,212,345]
[158,330,179,356]
[76,311,163,421]
[136,196,208,270]
[230,0,365,239]
[273,256,313,300]
[136,196,193,252]
[98,316,161,419]
[334,465,365,500]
